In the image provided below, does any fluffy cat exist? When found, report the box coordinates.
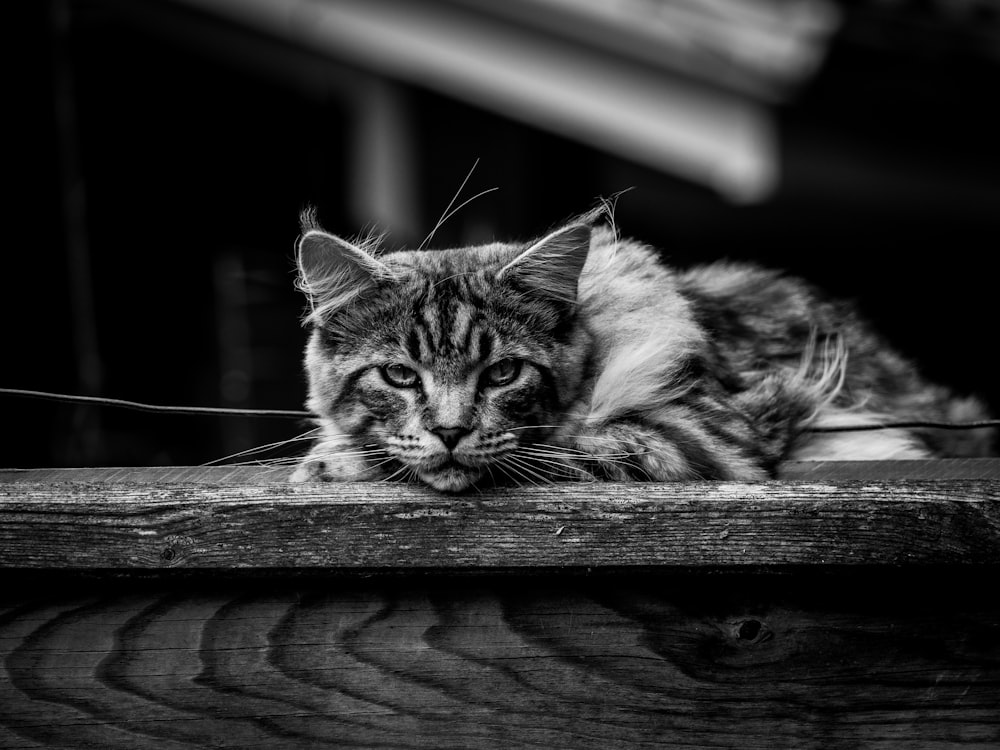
[290,208,994,490]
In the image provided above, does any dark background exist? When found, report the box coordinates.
[6,0,999,468]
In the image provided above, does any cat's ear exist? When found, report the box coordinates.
[295,216,392,321]
[498,213,597,304]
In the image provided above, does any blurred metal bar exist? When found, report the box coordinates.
[453,0,840,100]
[165,0,779,202]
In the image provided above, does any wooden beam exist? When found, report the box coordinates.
[2,464,997,570]
[1,574,998,748]
[3,464,998,747]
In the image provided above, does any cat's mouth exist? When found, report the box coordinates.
[406,440,520,492]
[418,461,482,493]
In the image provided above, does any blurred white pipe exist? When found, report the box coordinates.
[171,0,779,202]
[351,77,420,238]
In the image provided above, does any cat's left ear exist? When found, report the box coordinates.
[296,223,392,321]
[498,213,597,304]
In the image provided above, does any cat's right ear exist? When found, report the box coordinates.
[295,222,392,322]
[497,211,599,305]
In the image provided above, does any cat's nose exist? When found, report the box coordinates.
[432,426,470,451]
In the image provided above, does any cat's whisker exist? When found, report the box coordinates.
[419,158,498,250]
[519,443,594,458]
[366,456,402,474]
[311,445,385,454]
[521,442,656,480]
[506,427,656,455]
[203,428,323,466]
[220,456,313,468]
[502,454,555,487]
[505,424,565,433]
[523,441,651,460]
[482,463,498,490]
[512,450,593,482]
[292,444,395,479]
[430,188,499,242]
[344,448,391,458]
[308,449,388,464]
[379,462,414,483]
[493,456,540,488]
[548,431,650,447]
[492,461,519,488]
[515,449,590,473]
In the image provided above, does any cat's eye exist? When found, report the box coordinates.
[482,358,521,387]
[381,363,419,388]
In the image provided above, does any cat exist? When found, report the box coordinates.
[290,206,994,491]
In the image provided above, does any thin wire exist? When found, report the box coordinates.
[1,387,997,431]
[0,388,310,418]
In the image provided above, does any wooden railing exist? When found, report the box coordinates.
[2,461,998,747]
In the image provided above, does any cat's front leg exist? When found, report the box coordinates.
[558,415,768,482]
[560,420,691,481]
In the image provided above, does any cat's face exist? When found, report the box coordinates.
[297,215,594,491]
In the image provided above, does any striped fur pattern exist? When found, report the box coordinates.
[291,209,994,490]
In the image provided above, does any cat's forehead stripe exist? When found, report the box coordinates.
[405,327,424,363]
[478,331,493,362]
[449,303,475,354]
[420,305,442,353]
[394,274,501,365]
[407,300,491,363]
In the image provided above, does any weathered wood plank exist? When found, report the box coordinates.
[1,575,998,748]
[1,468,998,569]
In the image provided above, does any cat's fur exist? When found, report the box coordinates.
[291,208,994,490]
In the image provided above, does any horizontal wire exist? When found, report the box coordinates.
[806,420,999,433]
[0,388,310,418]
[1,387,998,431]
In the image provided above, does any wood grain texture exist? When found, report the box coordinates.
[1,575,998,749]
[0,469,998,569]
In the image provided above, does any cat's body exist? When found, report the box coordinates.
[291,210,993,490]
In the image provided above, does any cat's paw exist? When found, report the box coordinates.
[562,424,668,481]
[565,420,764,481]
[289,459,334,482]
[290,441,382,482]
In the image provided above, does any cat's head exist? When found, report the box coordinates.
[295,211,598,491]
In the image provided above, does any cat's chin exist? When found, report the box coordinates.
[418,465,481,493]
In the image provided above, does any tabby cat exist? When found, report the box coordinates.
[290,207,993,490]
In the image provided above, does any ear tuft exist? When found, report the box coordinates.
[299,206,321,233]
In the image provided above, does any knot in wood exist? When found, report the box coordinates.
[730,617,772,645]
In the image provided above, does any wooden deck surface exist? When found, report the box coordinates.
[1,461,998,570]
[1,462,998,747]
